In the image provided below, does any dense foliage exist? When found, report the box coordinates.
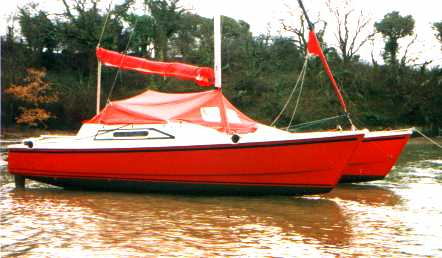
[1,0,441,134]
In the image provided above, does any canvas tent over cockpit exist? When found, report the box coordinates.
[86,89,257,134]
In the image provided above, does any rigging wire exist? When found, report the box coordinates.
[336,78,357,129]
[97,0,114,48]
[105,14,140,104]
[286,57,308,130]
[270,54,309,127]
[95,1,141,125]
[287,114,347,132]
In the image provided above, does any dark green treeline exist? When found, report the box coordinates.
[1,0,441,134]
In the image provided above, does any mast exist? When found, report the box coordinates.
[213,13,230,133]
[214,14,222,88]
[297,0,314,30]
[96,59,102,114]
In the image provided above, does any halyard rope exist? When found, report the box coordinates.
[286,57,308,130]
[270,53,309,127]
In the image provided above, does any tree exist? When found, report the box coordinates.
[280,7,327,54]
[434,21,442,50]
[124,14,155,57]
[3,0,441,133]
[18,7,58,68]
[57,0,129,73]
[5,68,59,127]
[19,9,57,54]
[326,0,374,64]
[145,0,184,61]
[374,11,415,66]
[281,13,308,50]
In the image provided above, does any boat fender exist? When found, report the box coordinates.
[24,141,33,148]
[231,134,240,143]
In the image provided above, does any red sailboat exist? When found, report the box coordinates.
[7,17,365,195]
[298,0,412,183]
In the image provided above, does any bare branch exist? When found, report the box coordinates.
[280,12,307,50]
[400,34,418,65]
[327,0,374,63]
[348,11,373,57]
[280,2,327,53]
[61,0,74,20]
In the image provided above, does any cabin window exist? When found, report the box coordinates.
[201,107,242,123]
[94,128,174,141]
[226,108,241,123]
[201,107,221,122]
[113,131,149,137]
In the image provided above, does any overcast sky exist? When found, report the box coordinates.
[1,0,441,66]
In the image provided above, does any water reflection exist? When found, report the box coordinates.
[322,184,410,256]
[1,139,442,257]
[1,188,351,257]
[212,196,351,248]
[325,184,401,207]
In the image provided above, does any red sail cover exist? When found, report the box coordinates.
[96,48,215,87]
[86,89,257,134]
[307,31,348,113]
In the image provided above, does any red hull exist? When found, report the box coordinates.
[8,135,362,195]
[341,133,411,183]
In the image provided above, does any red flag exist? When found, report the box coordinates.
[307,31,322,56]
[306,31,348,113]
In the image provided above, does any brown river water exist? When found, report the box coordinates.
[1,139,441,257]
